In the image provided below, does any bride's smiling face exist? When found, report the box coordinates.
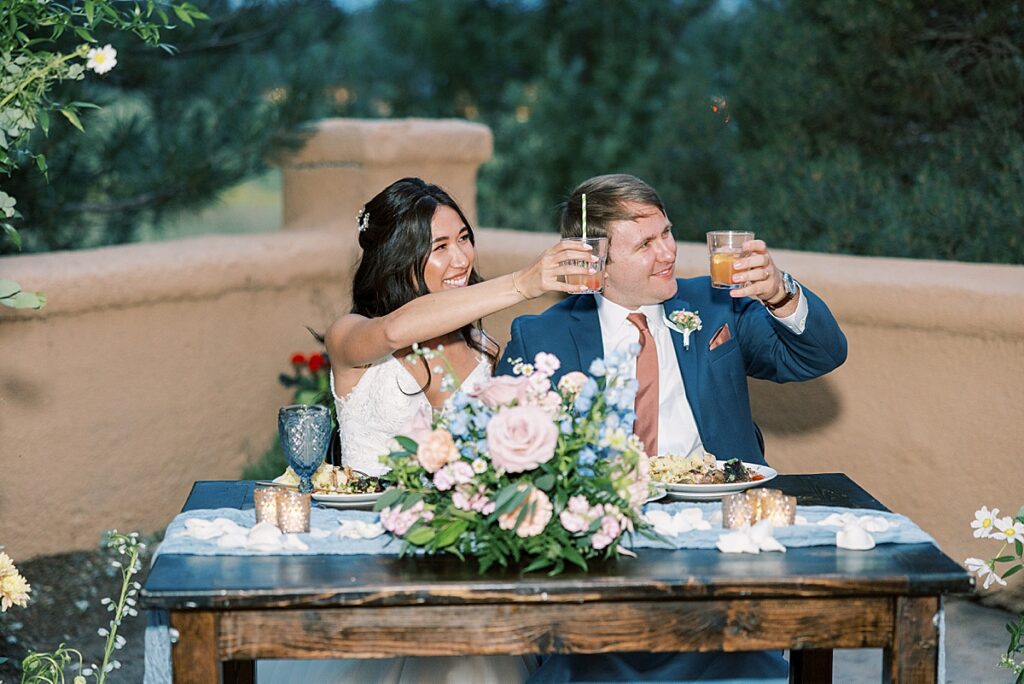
[422,205,476,293]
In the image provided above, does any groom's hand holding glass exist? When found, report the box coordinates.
[722,238,800,317]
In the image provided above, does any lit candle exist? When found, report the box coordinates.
[277,490,311,533]
[253,486,280,527]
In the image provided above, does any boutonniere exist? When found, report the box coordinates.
[666,309,702,350]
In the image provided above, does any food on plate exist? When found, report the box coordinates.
[649,452,763,485]
[274,463,385,494]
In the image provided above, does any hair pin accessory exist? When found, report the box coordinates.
[357,208,370,232]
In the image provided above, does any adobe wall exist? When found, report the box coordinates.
[1,118,1021,573]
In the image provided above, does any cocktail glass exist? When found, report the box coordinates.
[707,230,755,289]
[561,236,608,294]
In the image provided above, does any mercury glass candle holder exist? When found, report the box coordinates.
[253,486,281,527]
[722,489,796,528]
[722,493,753,529]
[277,489,311,533]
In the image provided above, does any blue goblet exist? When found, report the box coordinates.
[278,404,332,493]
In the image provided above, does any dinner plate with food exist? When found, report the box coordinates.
[649,452,776,501]
[273,464,388,509]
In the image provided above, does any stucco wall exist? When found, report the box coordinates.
[2,118,1022,573]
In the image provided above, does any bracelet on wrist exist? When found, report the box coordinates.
[511,271,527,300]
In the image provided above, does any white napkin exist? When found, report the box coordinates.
[644,507,712,537]
[716,520,786,554]
[335,519,385,539]
[816,512,898,532]
[178,518,309,552]
[836,523,876,550]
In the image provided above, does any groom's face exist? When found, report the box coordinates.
[602,202,678,310]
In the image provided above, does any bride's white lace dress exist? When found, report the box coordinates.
[258,353,533,684]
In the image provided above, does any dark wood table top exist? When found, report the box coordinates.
[141,474,972,611]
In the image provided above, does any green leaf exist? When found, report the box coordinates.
[73,26,96,42]
[2,223,21,250]
[522,556,552,574]
[2,290,47,309]
[1002,564,1023,579]
[995,556,1017,563]
[60,109,84,133]
[173,5,195,26]
[434,520,468,548]
[400,491,423,511]
[534,473,555,491]
[36,154,47,174]
[1017,539,1023,557]
[563,544,588,571]
[38,109,50,135]
[85,0,95,24]
[373,487,403,512]
[0,279,20,298]
[394,436,419,453]
[405,525,435,545]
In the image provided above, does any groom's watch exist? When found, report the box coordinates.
[764,271,798,312]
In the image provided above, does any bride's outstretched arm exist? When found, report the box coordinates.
[327,241,597,369]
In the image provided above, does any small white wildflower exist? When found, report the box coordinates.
[971,506,999,538]
[86,44,117,75]
[472,458,487,474]
[110,560,122,568]
[97,627,109,637]
[82,667,94,676]
[436,344,445,352]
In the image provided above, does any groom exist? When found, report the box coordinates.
[498,173,847,464]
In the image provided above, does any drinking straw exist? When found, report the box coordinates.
[581,193,587,240]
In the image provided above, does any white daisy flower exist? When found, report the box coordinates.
[971,506,999,538]
[471,458,487,474]
[991,517,1024,543]
[86,44,117,74]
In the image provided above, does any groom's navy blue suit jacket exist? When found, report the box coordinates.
[497,277,847,465]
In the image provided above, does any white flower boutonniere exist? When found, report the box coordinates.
[666,309,702,350]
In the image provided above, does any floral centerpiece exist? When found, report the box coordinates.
[375,350,654,574]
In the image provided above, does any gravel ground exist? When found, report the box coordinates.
[1,545,1021,684]
[0,542,154,684]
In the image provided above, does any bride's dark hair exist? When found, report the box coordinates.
[351,177,496,373]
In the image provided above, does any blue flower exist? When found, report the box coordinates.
[574,395,593,414]
[578,466,595,477]
[578,447,598,466]
[448,411,471,437]
[604,413,621,432]
[471,410,491,430]
[588,358,606,377]
[605,388,620,407]
[580,378,599,400]
[449,391,470,411]
[628,342,641,356]
[560,418,574,435]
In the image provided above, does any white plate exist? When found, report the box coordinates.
[655,462,777,501]
[312,491,384,509]
[645,483,668,504]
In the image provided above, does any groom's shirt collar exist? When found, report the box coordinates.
[595,295,666,335]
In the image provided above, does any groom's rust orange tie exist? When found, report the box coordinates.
[627,312,659,457]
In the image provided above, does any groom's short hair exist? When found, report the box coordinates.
[560,174,666,245]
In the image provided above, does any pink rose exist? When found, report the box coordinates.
[498,486,553,538]
[400,404,434,446]
[486,405,558,473]
[433,467,454,491]
[449,460,475,484]
[469,375,532,408]
[416,428,459,473]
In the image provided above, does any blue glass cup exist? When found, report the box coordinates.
[278,404,332,493]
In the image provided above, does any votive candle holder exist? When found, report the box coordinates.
[253,486,280,527]
[722,489,796,528]
[277,489,311,533]
[722,493,753,529]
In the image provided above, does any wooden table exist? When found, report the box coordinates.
[141,474,972,683]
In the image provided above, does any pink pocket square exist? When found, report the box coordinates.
[709,324,732,350]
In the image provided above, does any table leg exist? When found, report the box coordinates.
[789,648,832,684]
[883,596,940,683]
[223,660,255,684]
[170,611,220,683]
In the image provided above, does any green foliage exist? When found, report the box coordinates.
[2,0,349,253]
[5,0,1021,264]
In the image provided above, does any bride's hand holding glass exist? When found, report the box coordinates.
[513,240,602,298]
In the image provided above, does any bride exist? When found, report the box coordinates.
[257,177,595,684]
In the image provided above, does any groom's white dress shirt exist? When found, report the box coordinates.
[595,290,808,457]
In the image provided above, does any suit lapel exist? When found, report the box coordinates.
[662,293,704,433]
[567,295,604,374]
